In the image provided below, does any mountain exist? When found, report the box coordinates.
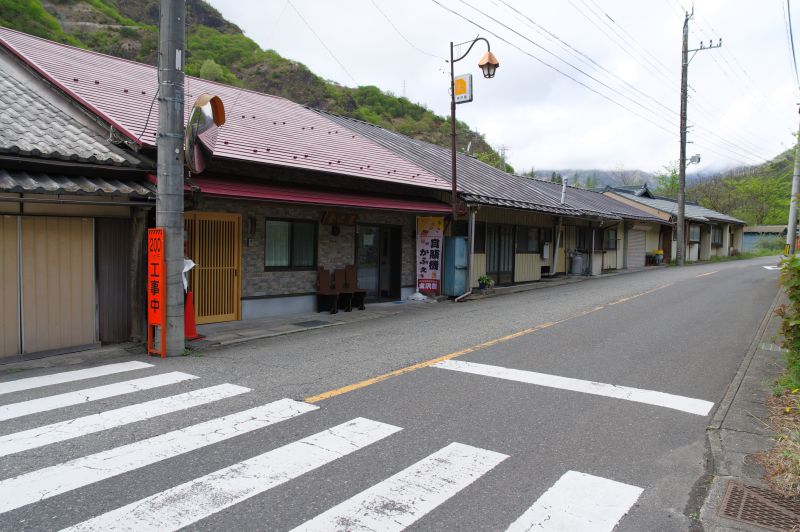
[529,169,656,189]
[0,0,507,169]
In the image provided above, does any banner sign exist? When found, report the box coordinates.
[147,228,166,357]
[416,216,444,294]
[454,73,473,104]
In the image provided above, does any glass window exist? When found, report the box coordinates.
[516,226,541,253]
[689,224,701,242]
[265,219,317,269]
[604,229,618,250]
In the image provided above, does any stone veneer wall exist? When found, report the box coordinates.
[196,197,417,299]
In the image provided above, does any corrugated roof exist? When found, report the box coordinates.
[526,178,663,223]
[0,63,141,167]
[610,190,745,224]
[0,27,449,191]
[317,111,583,217]
[744,225,788,233]
[0,169,153,196]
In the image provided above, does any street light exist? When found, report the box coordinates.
[450,37,499,219]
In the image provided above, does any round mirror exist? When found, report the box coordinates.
[184,93,225,174]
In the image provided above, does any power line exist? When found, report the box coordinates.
[786,0,800,95]
[369,0,445,61]
[286,0,358,85]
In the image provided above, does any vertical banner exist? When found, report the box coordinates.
[147,228,166,357]
[416,216,444,294]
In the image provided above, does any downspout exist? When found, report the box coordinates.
[551,217,563,277]
[455,206,476,302]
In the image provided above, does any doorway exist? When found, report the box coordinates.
[184,211,242,324]
[486,224,515,284]
[356,224,402,300]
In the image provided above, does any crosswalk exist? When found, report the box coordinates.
[0,360,654,531]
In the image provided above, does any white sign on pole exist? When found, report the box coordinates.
[454,74,473,104]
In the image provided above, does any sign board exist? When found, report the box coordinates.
[322,211,358,226]
[147,228,166,357]
[786,243,791,256]
[416,216,444,294]
[454,74,473,104]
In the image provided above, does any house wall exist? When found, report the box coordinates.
[699,226,711,261]
[197,197,419,318]
[472,253,487,287]
[515,254,542,282]
[732,225,744,252]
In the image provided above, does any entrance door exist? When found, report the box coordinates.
[356,224,401,300]
[185,212,241,324]
[486,224,514,284]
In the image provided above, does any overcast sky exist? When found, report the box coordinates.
[206,0,797,175]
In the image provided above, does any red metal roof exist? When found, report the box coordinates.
[188,175,451,213]
[0,28,450,191]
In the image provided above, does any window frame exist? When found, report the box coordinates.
[689,224,701,243]
[264,218,318,271]
[515,226,541,254]
[603,228,618,250]
[711,226,723,247]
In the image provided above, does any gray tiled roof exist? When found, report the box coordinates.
[0,169,153,197]
[0,64,141,167]
[610,189,745,224]
[315,110,583,217]
[525,178,663,223]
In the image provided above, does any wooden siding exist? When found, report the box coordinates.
[0,215,19,357]
[514,254,542,282]
[477,208,555,226]
[0,193,20,214]
[96,218,131,343]
[23,195,130,218]
[21,217,95,354]
[472,253,486,287]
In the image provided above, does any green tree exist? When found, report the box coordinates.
[199,58,224,82]
[583,174,599,189]
[654,162,679,197]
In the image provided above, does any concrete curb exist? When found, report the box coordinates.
[699,287,786,531]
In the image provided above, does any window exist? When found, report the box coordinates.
[541,228,553,243]
[265,219,317,269]
[711,226,723,247]
[516,226,540,253]
[474,222,486,253]
[603,228,618,250]
[689,224,701,242]
[575,227,591,251]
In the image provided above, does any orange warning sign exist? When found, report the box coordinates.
[147,229,166,357]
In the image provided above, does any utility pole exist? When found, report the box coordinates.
[677,8,721,265]
[788,108,800,255]
[157,0,185,355]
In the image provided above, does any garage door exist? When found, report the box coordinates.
[628,229,646,268]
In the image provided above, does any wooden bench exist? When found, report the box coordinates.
[334,268,354,312]
[346,265,367,310]
[316,267,339,314]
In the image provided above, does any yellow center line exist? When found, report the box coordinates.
[696,270,719,278]
[304,282,675,404]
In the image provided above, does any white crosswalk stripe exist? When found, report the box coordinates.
[506,470,642,531]
[62,418,402,532]
[0,361,153,396]
[434,359,714,416]
[292,442,508,532]
[0,383,251,458]
[0,398,317,514]
[0,371,198,421]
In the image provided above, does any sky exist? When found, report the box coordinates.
[206,0,798,175]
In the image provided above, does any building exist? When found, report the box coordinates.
[742,225,794,253]
[603,184,745,261]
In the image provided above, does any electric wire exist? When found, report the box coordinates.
[286,0,358,85]
[369,0,445,61]
[786,0,800,95]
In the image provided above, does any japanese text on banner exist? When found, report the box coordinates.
[416,216,444,294]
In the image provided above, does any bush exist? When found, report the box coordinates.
[777,255,800,386]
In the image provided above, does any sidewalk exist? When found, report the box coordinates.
[700,289,795,530]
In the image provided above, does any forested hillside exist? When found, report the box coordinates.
[0,0,509,169]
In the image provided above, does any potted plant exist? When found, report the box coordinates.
[477,275,494,290]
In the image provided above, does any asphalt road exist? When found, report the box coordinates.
[0,257,782,531]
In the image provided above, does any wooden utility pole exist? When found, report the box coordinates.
[157,0,185,355]
[677,9,720,265]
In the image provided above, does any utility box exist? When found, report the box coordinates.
[443,236,468,296]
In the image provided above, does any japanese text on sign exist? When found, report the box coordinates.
[147,229,165,326]
[416,216,444,294]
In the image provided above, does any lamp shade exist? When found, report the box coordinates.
[478,51,500,78]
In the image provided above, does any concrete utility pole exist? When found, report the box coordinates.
[787,108,800,255]
[157,0,185,355]
[677,9,720,266]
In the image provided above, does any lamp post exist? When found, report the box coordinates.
[450,37,499,220]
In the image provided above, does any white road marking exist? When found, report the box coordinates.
[0,372,197,422]
[292,442,508,532]
[62,418,401,532]
[0,383,251,458]
[506,470,642,531]
[0,361,153,396]
[763,265,780,270]
[0,398,317,513]
[434,360,714,416]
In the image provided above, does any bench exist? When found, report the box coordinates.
[316,267,339,314]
